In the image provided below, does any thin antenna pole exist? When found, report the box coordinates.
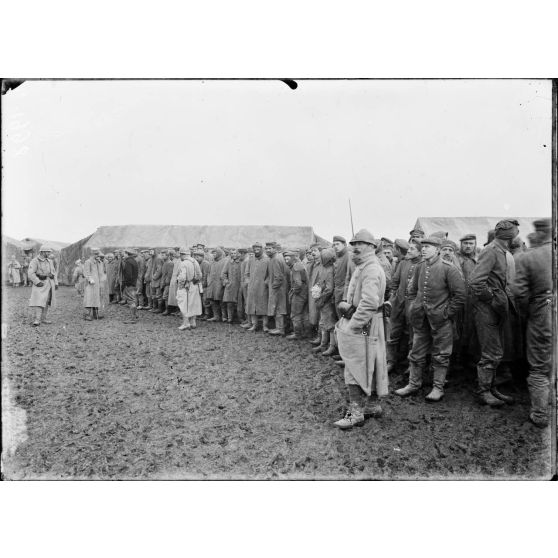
[348,198,355,237]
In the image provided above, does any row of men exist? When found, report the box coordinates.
[6,253,39,287]
[35,218,552,429]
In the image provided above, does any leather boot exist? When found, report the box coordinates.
[395,363,423,397]
[322,331,338,356]
[363,396,383,418]
[312,330,328,352]
[425,366,447,402]
[161,300,170,315]
[490,387,515,405]
[310,336,322,346]
[527,376,550,427]
[477,367,505,407]
[269,315,285,335]
[262,316,270,333]
[41,307,52,324]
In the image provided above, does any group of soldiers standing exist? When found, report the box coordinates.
[28,217,553,431]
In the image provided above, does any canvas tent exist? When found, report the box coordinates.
[411,217,546,245]
[59,225,328,285]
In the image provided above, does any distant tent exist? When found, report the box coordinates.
[59,224,327,284]
[411,217,546,245]
[20,237,69,253]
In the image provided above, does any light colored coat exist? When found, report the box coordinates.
[336,252,388,396]
[28,256,58,308]
[83,257,102,308]
[245,253,269,315]
[176,258,202,317]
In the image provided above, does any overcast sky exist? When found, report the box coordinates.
[2,79,552,245]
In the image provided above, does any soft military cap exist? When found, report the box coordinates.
[409,228,425,235]
[252,242,263,248]
[421,236,442,247]
[459,233,477,242]
[265,241,276,247]
[282,250,294,257]
[332,235,346,243]
[381,237,394,246]
[441,239,458,251]
[349,229,378,246]
[179,247,190,255]
[533,218,551,232]
[238,248,248,254]
[394,239,410,251]
[39,245,53,252]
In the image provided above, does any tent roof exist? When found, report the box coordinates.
[78,224,321,250]
[20,237,70,251]
[413,217,546,244]
[2,235,27,249]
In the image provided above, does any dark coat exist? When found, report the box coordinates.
[206,251,227,300]
[408,255,466,329]
[267,252,289,316]
[161,259,175,287]
[246,254,269,315]
[333,248,352,306]
[289,259,308,315]
[315,249,336,330]
[221,258,242,303]
[150,255,163,288]
[122,256,139,287]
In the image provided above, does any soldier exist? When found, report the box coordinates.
[143,249,153,310]
[386,238,423,373]
[245,242,269,332]
[265,242,290,336]
[176,248,203,330]
[308,244,323,345]
[122,249,140,324]
[206,247,227,322]
[28,245,58,326]
[238,248,250,326]
[83,249,104,321]
[21,252,32,286]
[392,239,410,270]
[160,250,174,315]
[7,255,22,287]
[135,249,148,309]
[381,238,396,274]
[221,248,242,323]
[469,219,520,406]
[284,250,309,340]
[513,219,553,427]
[334,230,388,429]
[395,236,465,402]
[149,249,164,313]
[194,249,211,320]
[455,234,479,367]
[311,248,336,354]
[72,259,85,296]
[408,227,425,242]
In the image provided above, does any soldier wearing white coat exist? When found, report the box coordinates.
[28,245,58,326]
[335,230,388,430]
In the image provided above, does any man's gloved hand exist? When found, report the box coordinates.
[337,301,351,315]
[36,281,44,287]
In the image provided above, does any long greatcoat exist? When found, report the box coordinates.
[83,257,103,308]
[267,252,289,316]
[221,258,242,303]
[206,252,227,301]
[315,249,336,330]
[176,258,203,317]
[245,253,269,315]
[167,258,181,307]
[107,259,119,295]
[307,260,321,326]
[335,252,388,397]
[28,255,58,308]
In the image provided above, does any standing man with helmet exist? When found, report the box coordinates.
[28,245,58,326]
[334,229,388,430]
[395,236,465,402]
[513,219,553,427]
[468,219,520,407]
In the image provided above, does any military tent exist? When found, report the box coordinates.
[411,217,546,245]
[59,225,327,285]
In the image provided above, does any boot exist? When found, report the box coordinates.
[41,307,52,324]
[334,401,365,430]
[310,336,321,346]
[189,316,197,329]
[394,363,423,397]
[84,308,93,321]
[425,366,447,402]
[207,301,221,322]
[152,299,163,314]
[477,367,505,407]
[269,314,285,336]
[32,307,42,326]
[527,376,549,427]
[490,387,515,405]
[161,300,170,315]
[363,396,383,418]
[335,360,345,367]
[312,330,328,352]
[262,316,270,333]
[322,331,338,356]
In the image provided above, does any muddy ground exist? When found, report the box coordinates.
[1,286,553,479]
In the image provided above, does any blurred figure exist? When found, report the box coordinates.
[106,253,119,303]
[221,248,242,323]
[513,219,553,428]
[266,242,290,336]
[206,247,227,322]
[408,227,425,242]
[194,249,211,320]
[8,255,22,287]
[307,244,322,344]
[312,248,336,354]
[72,259,85,296]
[135,249,148,309]
[83,249,103,321]
[21,252,32,286]
[121,249,140,324]
[160,249,175,315]
[237,248,250,326]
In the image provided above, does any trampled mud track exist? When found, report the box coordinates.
[1,287,552,479]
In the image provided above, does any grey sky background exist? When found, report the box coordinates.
[2,79,552,246]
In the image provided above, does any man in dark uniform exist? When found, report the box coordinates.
[284,250,309,340]
[395,236,465,402]
[386,238,422,373]
[408,228,425,242]
[513,219,553,427]
[455,234,478,367]
[469,219,520,406]
[122,248,139,324]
